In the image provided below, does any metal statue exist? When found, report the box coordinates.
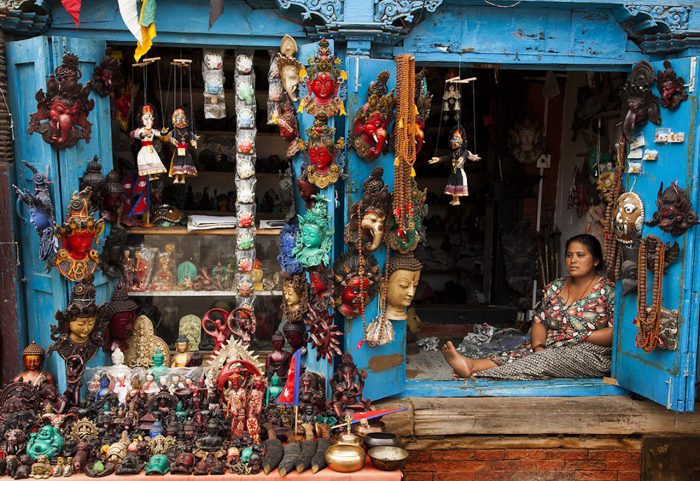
[12,161,56,261]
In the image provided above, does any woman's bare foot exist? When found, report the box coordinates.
[441,341,473,378]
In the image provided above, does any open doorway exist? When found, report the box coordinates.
[407,67,625,381]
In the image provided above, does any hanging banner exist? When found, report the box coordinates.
[118,0,142,47]
[209,0,224,29]
[136,0,157,62]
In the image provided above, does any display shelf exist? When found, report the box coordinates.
[128,289,283,297]
[127,226,281,235]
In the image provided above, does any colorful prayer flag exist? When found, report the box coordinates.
[209,0,224,29]
[135,0,157,62]
[118,0,142,47]
[276,349,302,406]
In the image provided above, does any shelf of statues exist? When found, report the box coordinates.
[127,226,281,236]
[128,289,283,297]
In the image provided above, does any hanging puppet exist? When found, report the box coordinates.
[166,108,198,184]
[298,38,346,118]
[429,126,481,205]
[303,114,344,189]
[351,70,395,162]
[28,52,94,149]
[131,105,167,179]
[12,161,57,261]
[53,187,105,282]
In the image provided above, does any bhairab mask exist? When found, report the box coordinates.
[28,53,94,149]
[613,192,644,244]
[54,187,105,282]
[92,49,121,98]
[12,161,56,261]
[620,60,661,141]
[656,60,688,111]
[645,181,699,236]
[351,71,395,162]
[333,249,380,320]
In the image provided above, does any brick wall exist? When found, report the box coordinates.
[405,448,641,481]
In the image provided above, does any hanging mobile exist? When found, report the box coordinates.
[165,59,198,184]
[430,76,480,206]
[131,57,167,180]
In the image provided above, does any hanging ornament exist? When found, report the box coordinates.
[644,181,699,236]
[92,48,122,98]
[298,38,347,118]
[202,49,226,119]
[28,53,94,149]
[302,114,343,189]
[656,61,688,111]
[429,125,480,206]
[53,187,105,282]
[351,71,396,162]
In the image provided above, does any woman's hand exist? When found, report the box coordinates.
[585,327,613,346]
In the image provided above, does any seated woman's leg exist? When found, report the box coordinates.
[441,341,498,378]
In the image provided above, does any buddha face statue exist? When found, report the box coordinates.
[309,72,335,105]
[360,209,386,251]
[103,191,122,215]
[24,354,42,371]
[385,269,421,320]
[111,347,125,365]
[66,231,96,259]
[69,316,96,344]
[282,282,301,308]
[339,275,371,318]
[300,223,322,250]
[176,340,189,353]
[109,310,136,341]
[308,144,333,174]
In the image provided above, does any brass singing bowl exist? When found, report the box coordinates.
[368,446,409,471]
[325,443,366,473]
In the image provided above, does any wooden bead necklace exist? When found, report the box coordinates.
[393,55,417,240]
[602,137,626,280]
[635,235,666,353]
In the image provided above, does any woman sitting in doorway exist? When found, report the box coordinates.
[442,234,615,380]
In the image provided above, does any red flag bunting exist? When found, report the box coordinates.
[61,0,82,27]
[276,349,301,405]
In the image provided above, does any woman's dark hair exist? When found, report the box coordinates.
[566,234,605,273]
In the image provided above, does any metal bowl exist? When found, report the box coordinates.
[368,446,409,471]
[364,432,402,450]
[325,443,366,473]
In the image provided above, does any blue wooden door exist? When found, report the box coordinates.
[341,57,403,402]
[613,57,700,412]
[7,36,113,385]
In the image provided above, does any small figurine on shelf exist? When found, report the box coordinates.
[265,333,291,383]
[429,126,480,206]
[151,251,175,291]
[330,353,370,418]
[13,342,55,387]
[170,336,192,367]
[166,108,198,184]
[202,308,233,353]
[131,105,166,180]
[149,348,169,381]
[252,259,264,291]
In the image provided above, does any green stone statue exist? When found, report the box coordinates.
[292,196,333,268]
[149,348,168,381]
[27,425,64,461]
[265,373,283,406]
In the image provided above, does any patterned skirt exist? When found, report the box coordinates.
[473,343,612,380]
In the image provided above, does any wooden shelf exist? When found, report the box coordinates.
[127,226,281,236]
[128,290,283,297]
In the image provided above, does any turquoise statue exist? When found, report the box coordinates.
[292,196,333,268]
[27,425,64,461]
[265,373,283,405]
[149,348,168,381]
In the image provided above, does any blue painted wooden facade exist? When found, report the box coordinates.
[3,0,700,411]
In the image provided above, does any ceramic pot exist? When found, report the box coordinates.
[325,444,365,473]
[368,446,409,471]
[364,432,402,450]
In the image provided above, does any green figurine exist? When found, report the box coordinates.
[27,425,64,461]
[149,348,168,381]
[292,196,333,268]
[265,373,283,406]
[145,454,171,475]
[177,261,197,288]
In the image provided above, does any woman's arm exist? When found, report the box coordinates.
[531,322,547,352]
[585,327,613,346]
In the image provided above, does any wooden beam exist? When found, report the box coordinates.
[404,436,642,451]
[374,396,700,438]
